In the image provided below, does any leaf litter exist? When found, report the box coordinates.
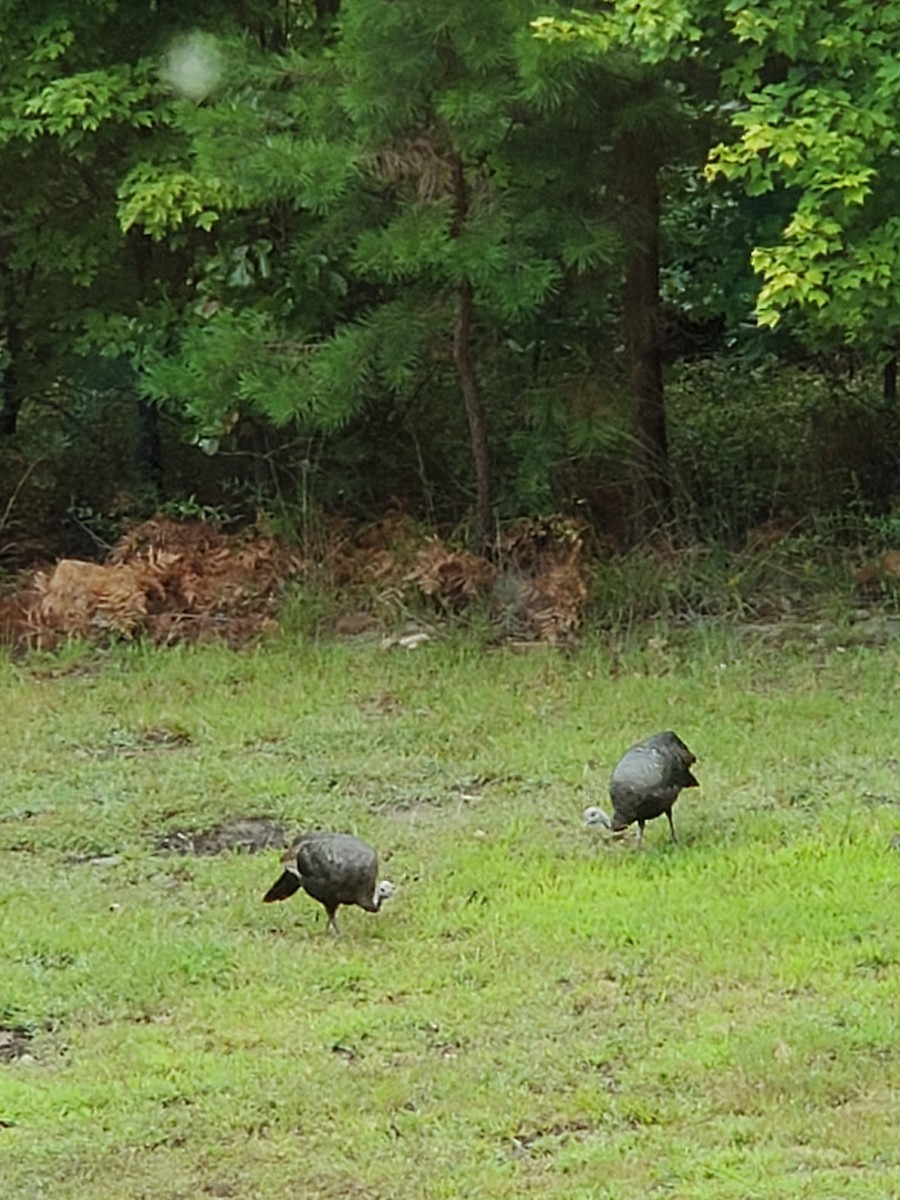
[153,817,287,857]
[1,512,592,648]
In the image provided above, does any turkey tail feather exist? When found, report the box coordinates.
[263,871,302,903]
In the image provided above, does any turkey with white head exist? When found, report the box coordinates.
[583,730,699,849]
[263,831,394,935]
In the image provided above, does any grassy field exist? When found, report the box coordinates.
[2,629,900,1199]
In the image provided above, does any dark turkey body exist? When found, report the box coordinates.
[263,832,381,931]
[609,730,698,842]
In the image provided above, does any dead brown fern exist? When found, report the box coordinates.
[366,128,453,201]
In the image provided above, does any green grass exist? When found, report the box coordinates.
[2,633,900,1198]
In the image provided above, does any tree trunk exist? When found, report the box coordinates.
[884,356,897,404]
[617,131,671,535]
[452,279,493,550]
[128,232,170,490]
[0,318,24,437]
[449,152,493,551]
[136,398,164,495]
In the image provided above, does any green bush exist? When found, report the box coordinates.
[667,358,900,540]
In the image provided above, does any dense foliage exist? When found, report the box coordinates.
[2,0,900,559]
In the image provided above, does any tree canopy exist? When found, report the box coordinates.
[2,0,900,557]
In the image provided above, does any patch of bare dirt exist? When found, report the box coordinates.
[334,611,381,637]
[357,692,404,718]
[64,853,121,867]
[508,1118,597,1158]
[129,725,192,750]
[93,724,192,759]
[153,816,287,857]
[0,1026,33,1063]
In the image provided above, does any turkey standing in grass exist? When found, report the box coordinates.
[263,832,394,935]
[583,731,699,849]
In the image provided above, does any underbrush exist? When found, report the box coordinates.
[586,533,857,632]
[280,520,898,645]
[667,358,900,540]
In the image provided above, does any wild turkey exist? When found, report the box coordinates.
[262,832,394,935]
[583,730,699,849]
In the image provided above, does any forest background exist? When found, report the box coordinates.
[4,0,900,628]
